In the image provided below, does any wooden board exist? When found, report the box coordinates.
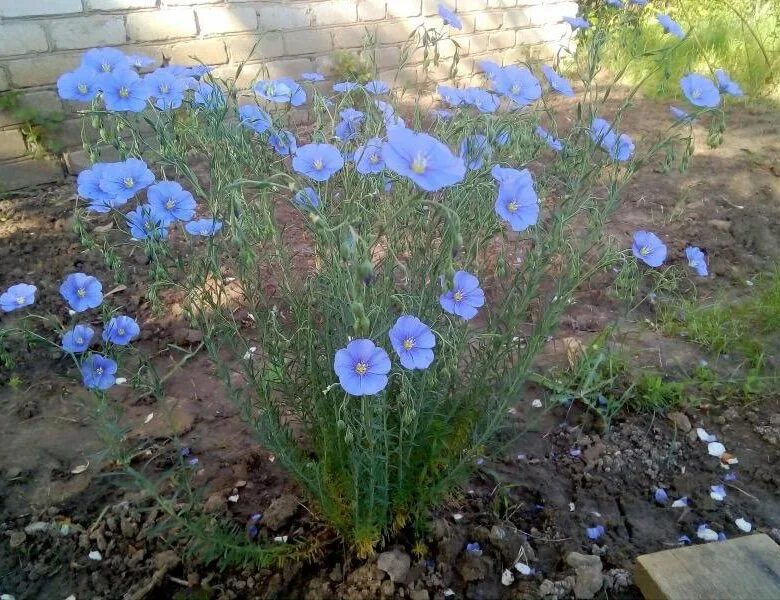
[635,533,780,600]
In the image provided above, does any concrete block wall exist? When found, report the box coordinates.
[0,0,577,191]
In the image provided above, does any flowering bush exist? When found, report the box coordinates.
[1,1,734,556]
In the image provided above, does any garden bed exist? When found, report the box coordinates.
[1,96,779,599]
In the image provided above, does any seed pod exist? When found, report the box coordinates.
[357,260,374,284]
[350,301,366,319]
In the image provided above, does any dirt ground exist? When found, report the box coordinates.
[0,96,779,599]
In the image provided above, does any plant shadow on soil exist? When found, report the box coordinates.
[1,96,779,599]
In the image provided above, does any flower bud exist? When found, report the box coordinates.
[357,260,374,285]
[350,301,366,319]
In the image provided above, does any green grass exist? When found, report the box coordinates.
[593,0,779,100]
[659,267,780,368]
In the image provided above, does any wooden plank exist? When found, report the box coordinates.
[635,534,780,600]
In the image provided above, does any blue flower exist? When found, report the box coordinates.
[354,137,386,174]
[255,79,293,103]
[293,143,344,182]
[535,126,563,152]
[126,204,169,240]
[656,14,685,39]
[268,129,297,156]
[439,271,485,320]
[495,129,510,147]
[670,106,695,123]
[632,231,667,267]
[301,72,325,81]
[459,135,492,170]
[685,246,708,277]
[462,88,500,113]
[335,108,365,142]
[61,324,94,353]
[128,54,156,69]
[389,315,436,370]
[438,3,462,29]
[563,16,590,29]
[680,74,721,108]
[494,66,542,106]
[60,273,103,312]
[57,67,101,102]
[590,117,617,148]
[629,0,648,6]
[437,85,464,107]
[77,164,116,210]
[147,181,196,224]
[495,176,539,232]
[145,69,188,110]
[365,80,390,94]
[382,127,466,192]
[81,354,118,390]
[99,158,155,201]
[586,525,605,540]
[81,47,129,75]
[333,339,391,396]
[193,82,225,109]
[375,100,404,128]
[293,187,320,209]
[102,69,150,112]
[541,64,574,97]
[605,0,623,7]
[710,484,727,501]
[333,81,361,93]
[714,69,744,97]
[239,105,273,133]
[102,315,140,345]
[608,133,635,162]
[678,535,692,546]
[185,218,223,236]
[465,542,482,555]
[478,59,503,80]
[491,165,532,186]
[277,77,307,106]
[0,283,36,312]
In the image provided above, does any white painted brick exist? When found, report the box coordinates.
[88,0,157,9]
[0,23,48,57]
[456,0,486,11]
[387,1,421,18]
[0,0,82,17]
[421,0,441,16]
[165,39,228,65]
[474,11,503,31]
[311,1,357,27]
[488,0,516,6]
[358,0,385,21]
[376,46,401,69]
[127,9,198,42]
[504,8,531,28]
[49,16,127,51]
[0,69,8,92]
[377,20,416,44]
[163,0,221,5]
[226,33,285,62]
[0,130,28,161]
[197,6,258,36]
[331,25,369,50]
[264,57,313,79]
[285,30,332,55]
[526,2,576,26]
[488,29,515,50]
[257,4,312,30]
[467,32,489,54]
[8,54,82,88]
[0,158,63,192]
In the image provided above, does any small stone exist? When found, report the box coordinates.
[120,517,138,539]
[204,493,225,513]
[377,549,411,584]
[24,522,49,535]
[457,554,493,583]
[565,553,603,599]
[769,414,780,427]
[263,495,299,531]
[9,531,26,548]
[153,550,180,571]
[667,411,692,432]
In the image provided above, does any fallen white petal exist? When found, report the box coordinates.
[569,502,575,512]
[228,494,239,503]
[70,463,89,474]
[453,513,464,521]
[88,550,102,561]
[671,498,688,508]
[64,596,76,600]
[501,569,515,586]
[697,428,717,443]
[531,399,543,408]
[144,413,154,424]
[273,535,288,543]
[443,590,455,597]
[515,562,532,576]
[697,527,718,542]
[710,489,726,502]
[115,377,127,385]
[707,442,726,457]
[735,518,752,533]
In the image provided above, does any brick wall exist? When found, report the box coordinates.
[0,0,577,191]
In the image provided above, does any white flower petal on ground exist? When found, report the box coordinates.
[696,525,718,542]
[88,550,102,560]
[735,518,752,532]
[708,442,726,457]
[515,562,532,576]
[697,427,718,442]
[502,569,515,586]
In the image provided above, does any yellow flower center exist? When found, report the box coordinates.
[369,153,380,164]
[15,296,25,305]
[313,159,324,171]
[159,83,169,94]
[355,361,368,375]
[511,83,521,95]
[691,88,701,98]
[118,328,126,336]
[77,287,87,298]
[640,246,650,256]
[76,337,84,344]
[454,290,464,302]
[95,367,103,376]
[101,62,112,73]
[402,338,415,351]
[507,201,518,213]
[119,87,130,98]
[165,198,176,209]
[77,83,88,94]
[411,153,427,174]
[123,176,135,189]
